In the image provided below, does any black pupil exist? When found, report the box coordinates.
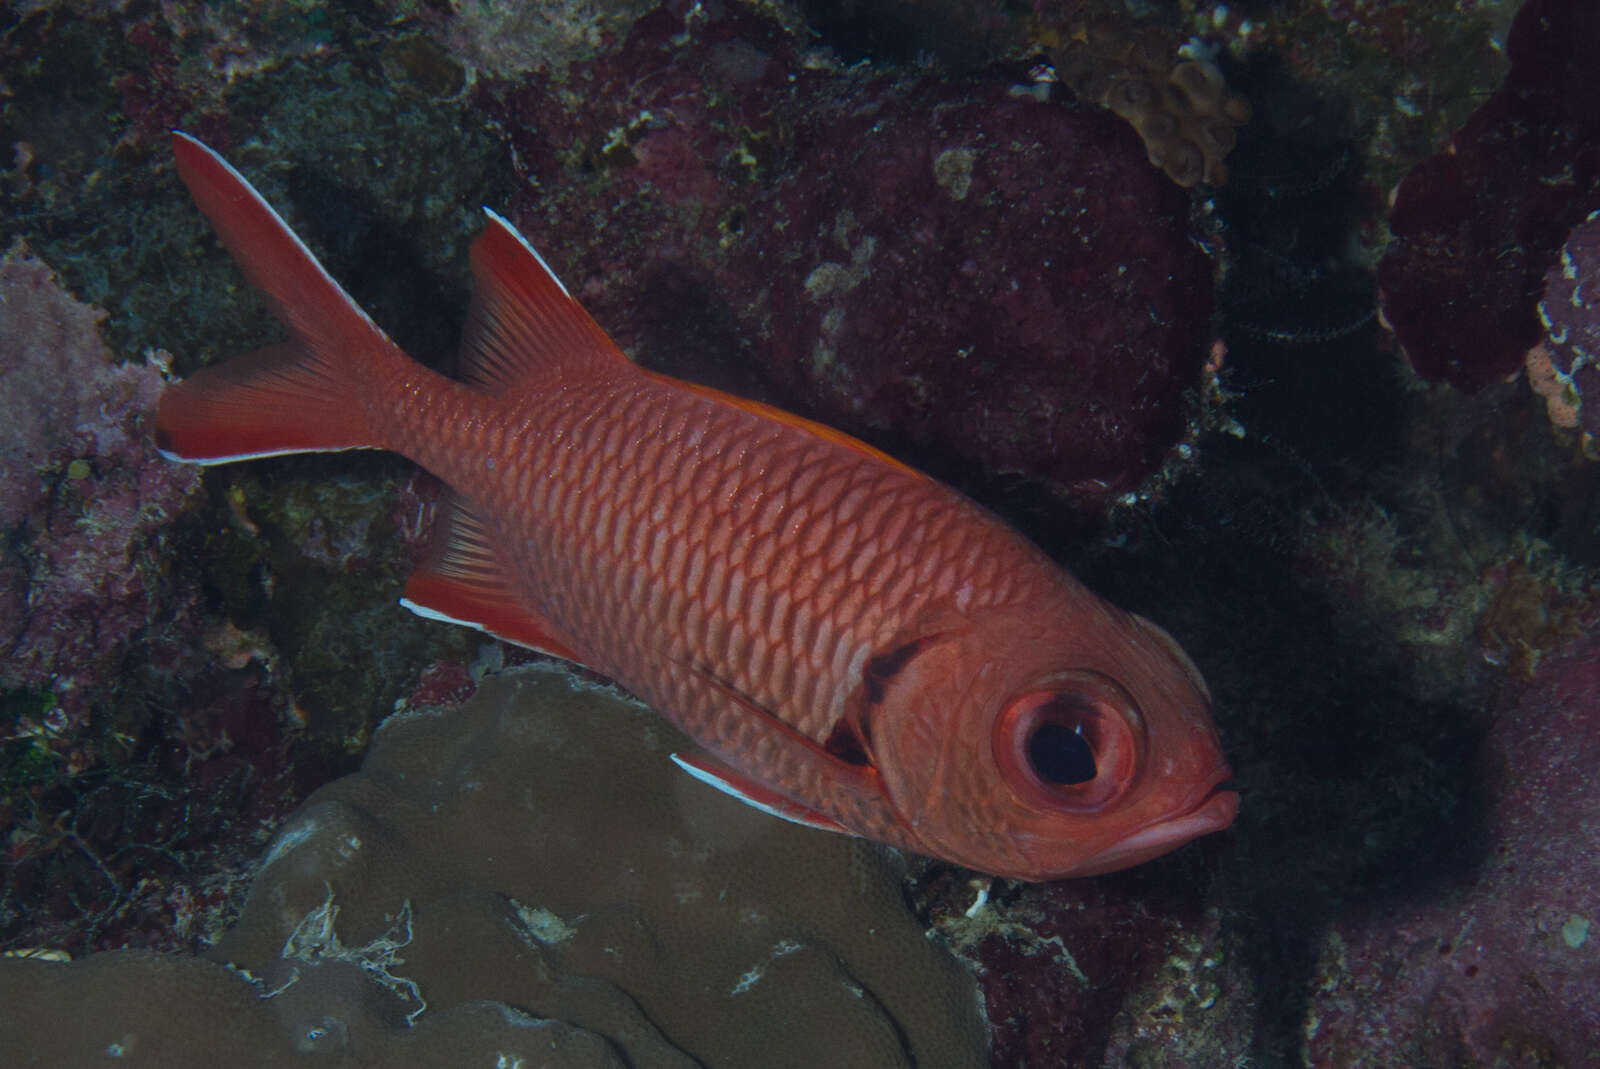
[1028,721,1096,785]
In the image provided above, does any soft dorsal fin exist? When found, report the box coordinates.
[399,494,586,663]
[464,206,925,479]
[458,209,633,391]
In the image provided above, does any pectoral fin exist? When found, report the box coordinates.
[669,752,854,834]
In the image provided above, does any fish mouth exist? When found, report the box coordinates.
[1074,767,1239,877]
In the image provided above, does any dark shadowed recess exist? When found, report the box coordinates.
[1088,439,1488,1064]
[619,262,777,404]
[794,0,1027,70]
[279,162,468,369]
[1064,54,1490,1065]
[1212,49,1393,486]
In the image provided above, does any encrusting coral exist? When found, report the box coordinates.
[1047,23,1251,188]
[0,664,988,1066]
[1377,0,1600,392]
[1527,209,1600,455]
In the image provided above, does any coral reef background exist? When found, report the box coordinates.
[2,0,1599,1064]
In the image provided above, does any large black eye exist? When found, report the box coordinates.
[1028,721,1096,785]
[993,672,1147,812]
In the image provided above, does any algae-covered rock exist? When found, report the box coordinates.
[0,664,987,1066]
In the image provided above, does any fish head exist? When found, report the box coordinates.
[865,598,1237,881]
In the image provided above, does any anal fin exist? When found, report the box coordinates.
[400,495,585,664]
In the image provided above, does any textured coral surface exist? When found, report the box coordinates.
[0,666,988,1065]
[3,0,1600,1065]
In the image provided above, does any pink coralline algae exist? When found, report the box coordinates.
[1528,209,1600,450]
[0,245,317,957]
[1377,0,1600,392]
[485,3,1214,516]
[1304,624,1600,1066]
[918,868,1247,1066]
[0,241,200,738]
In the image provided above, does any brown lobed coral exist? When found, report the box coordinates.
[0,664,987,1066]
[1048,24,1250,188]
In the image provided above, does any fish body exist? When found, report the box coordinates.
[156,132,1237,880]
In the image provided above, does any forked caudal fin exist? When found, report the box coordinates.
[157,131,639,464]
[156,133,621,664]
[155,131,411,464]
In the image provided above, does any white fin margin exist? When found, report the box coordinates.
[481,207,571,299]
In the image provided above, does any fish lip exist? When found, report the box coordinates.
[1072,766,1239,877]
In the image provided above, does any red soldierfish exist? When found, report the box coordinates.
[156,132,1237,881]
